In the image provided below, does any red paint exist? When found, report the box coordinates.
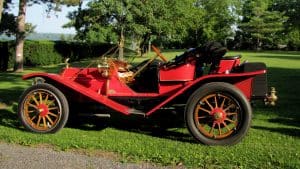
[22,53,267,116]
[215,58,241,74]
[38,104,49,117]
[211,108,227,123]
[160,63,195,81]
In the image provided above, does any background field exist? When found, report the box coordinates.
[0,50,299,168]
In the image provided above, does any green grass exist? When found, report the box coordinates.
[0,50,300,168]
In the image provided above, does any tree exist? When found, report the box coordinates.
[272,0,300,49]
[0,0,4,22]
[67,0,145,60]
[14,0,82,72]
[66,0,205,58]
[237,0,287,50]
[0,0,15,35]
[14,0,26,72]
[194,0,241,44]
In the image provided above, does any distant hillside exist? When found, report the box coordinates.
[0,33,75,41]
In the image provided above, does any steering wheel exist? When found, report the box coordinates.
[130,45,167,81]
[151,45,168,62]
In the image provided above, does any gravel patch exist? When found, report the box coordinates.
[0,143,185,169]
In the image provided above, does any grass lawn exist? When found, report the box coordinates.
[0,50,299,168]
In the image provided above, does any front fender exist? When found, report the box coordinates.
[22,72,132,115]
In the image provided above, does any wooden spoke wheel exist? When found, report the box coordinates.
[18,83,69,133]
[185,82,252,145]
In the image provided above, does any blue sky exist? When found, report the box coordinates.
[9,1,80,34]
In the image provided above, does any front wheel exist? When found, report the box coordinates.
[185,82,252,145]
[18,83,69,133]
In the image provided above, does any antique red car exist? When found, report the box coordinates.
[17,42,276,145]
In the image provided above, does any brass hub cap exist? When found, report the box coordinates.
[214,112,223,120]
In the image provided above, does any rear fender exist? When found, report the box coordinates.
[146,70,265,116]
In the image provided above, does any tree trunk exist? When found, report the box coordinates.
[0,0,4,23]
[118,27,124,61]
[256,38,262,51]
[14,0,26,72]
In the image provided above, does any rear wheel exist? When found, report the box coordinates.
[185,82,252,145]
[18,83,69,133]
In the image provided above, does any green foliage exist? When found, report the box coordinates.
[272,0,300,49]
[23,41,62,66]
[63,0,299,50]
[272,0,300,29]
[287,29,300,50]
[0,50,299,168]
[237,0,288,49]
[197,0,241,42]
[0,0,15,36]
[66,0,208,48]
[0,40,113,69]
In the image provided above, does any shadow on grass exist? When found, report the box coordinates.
[252,126,300,138]
[0,105,21,129]
[0,87,25,105]
[251,55,300,61]
[67,111,196,144]
[255,67,300,115]
[268,118,300,128]
[110,116,196,143]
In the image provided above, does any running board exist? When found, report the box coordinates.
[78,113,111,118]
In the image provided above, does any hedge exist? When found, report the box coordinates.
[0,40,114,71]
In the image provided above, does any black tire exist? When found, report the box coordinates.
[185,82,252,145]
[18,83,69,133]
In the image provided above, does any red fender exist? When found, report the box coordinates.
[145,70,266,116]
[23,73,132,115]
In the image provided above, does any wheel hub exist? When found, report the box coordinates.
[211,108,226,122]
[37,104,49,117]
[214,112,223,120]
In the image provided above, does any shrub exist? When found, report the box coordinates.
[0,40,114,70]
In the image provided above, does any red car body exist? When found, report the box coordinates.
[18,44,273,145]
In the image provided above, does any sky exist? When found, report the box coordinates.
[9,1,81,34]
